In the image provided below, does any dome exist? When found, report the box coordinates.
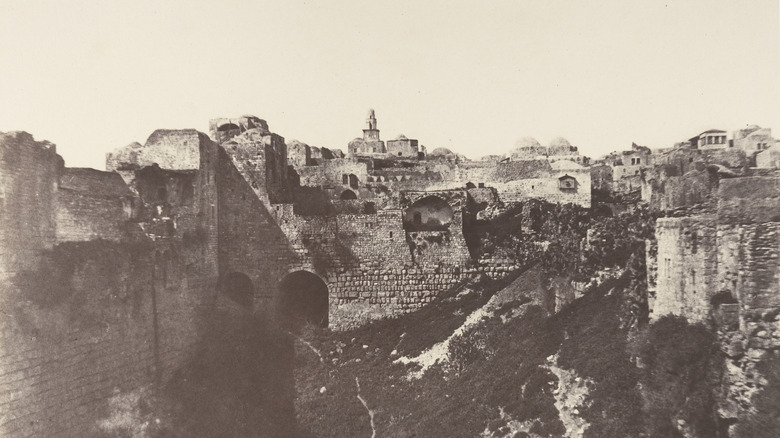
[429,147,455,157]
[549,137,571,148]
[514,137,541,149]
[395,134,408,140]
[509,137,546,159]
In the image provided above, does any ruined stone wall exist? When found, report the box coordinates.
[652,215,718,322]
[217,148,300,313]
[221,131,291,207]
[56,168,138,242]
[106,129,205,172]
[0,128,225,437]
[651,175,780,328]
[0,132,62,279]
[296,158,368,188]
[0,238,216,437]
[487,175,591,207]
[716,177,780,333]
[656,169,717,211]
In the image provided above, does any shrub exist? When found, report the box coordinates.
[636,315,724,438]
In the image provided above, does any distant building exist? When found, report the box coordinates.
[732,125,775,154]
[348,109,386,156]
[689,129,729,150]
[387,134,420,158]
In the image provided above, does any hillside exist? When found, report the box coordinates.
[291,266,647,437]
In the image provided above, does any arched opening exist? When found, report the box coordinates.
[404,196,453,231]
[279,271,329,329]
[217,123,240,132]
[220,272,254,308]
[348,174,359,189]
[340,189,357,200]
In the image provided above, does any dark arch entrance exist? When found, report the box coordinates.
[278,271,329,329]
[340,189,357,200]
[220,272,254,307]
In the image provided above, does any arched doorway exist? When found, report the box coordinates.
[278,271,329,329]
[220,272,254,308]
[403,195,453,231]
[340,189,357,200]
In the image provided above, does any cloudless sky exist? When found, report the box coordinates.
[1,0,778,169]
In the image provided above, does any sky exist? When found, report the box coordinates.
[1,0,779,169]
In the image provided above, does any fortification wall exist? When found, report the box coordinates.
[56,168,137,242]
[0,240,214,437]
[221,131,291,207]
[0,132,62,279]
[0,129,225,437]
[653,215,718,322]
[217,148,301,314]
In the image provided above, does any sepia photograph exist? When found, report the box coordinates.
[1,1,779,436]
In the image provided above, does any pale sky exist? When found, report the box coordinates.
[1,0,779,169]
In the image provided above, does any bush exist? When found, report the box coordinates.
[636,315,724,438]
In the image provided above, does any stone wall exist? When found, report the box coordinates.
[296,158,369,189]
[652,215,718,322]
[221,129,291,206]
[0,132,62,279]
[56,168,138,242]
[0,239,214,437]
[650,174,780,341]
[0,129,224,437]
[217,148,301,314]
[106,129,206,172]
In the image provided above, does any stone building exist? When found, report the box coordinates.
[591,143,653,198]
[348,109,386,156]
[733,124,775,154]
[690,129,729,150]
[387,134,421,158]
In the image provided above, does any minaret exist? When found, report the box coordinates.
[363,108,380,142]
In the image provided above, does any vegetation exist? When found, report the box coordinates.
[634,315,725,438]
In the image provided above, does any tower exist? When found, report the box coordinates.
[363,109,380,142]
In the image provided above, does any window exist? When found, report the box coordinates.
[342,174,348,185]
